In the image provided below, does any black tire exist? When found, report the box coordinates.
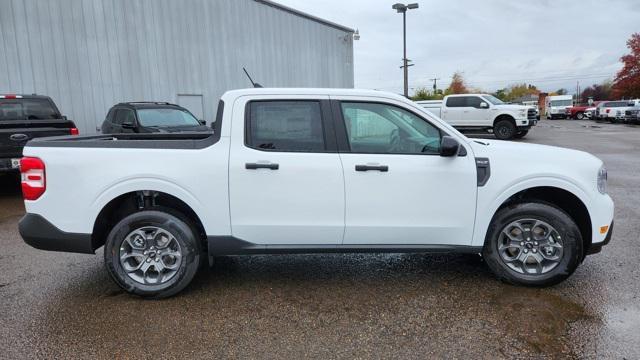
[482,202,583,287]
[493,119,516,140]
[513,130,528,139]
[575,112,584,120]
[104,210,201,299]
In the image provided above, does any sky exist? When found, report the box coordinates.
[276,0,639,95]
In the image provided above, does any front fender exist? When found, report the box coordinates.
[472,176,593,247]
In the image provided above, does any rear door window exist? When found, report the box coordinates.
[0,99,59,120]
[445,97,467,107]
[247,101,325,152]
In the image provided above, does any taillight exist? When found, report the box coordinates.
[606,109,610,113]
[20,157,46,201]
[70,127,79,135]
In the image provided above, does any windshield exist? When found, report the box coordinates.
[482,95,504,105]
[137,108,200,127]
[550,100,572,107]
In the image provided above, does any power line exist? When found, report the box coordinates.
[466,73,612,85]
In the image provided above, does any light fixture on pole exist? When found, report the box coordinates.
[392,3,419,98]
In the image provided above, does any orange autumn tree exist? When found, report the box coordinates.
[612,33,640,99]
[444,72,469,95]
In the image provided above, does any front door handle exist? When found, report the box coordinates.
[246,162,279,170]
[355,164,388,172]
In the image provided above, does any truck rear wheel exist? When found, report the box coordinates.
[104,210,201,299]
[493,119,516,140]
[482,202,582,287]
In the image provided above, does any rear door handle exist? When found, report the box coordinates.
[355,164,388,172]
[245,162,279,170]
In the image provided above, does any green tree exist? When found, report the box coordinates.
[493,83,539,102]
[494,88,507,101]
[411,87,444,101]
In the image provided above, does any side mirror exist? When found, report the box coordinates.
[121,122,135,130]
[199,119,207,125]
[479,102,489,109]
[440,136,460,157]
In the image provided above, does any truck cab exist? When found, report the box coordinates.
[0,94,78,172]
[545,95,573,119]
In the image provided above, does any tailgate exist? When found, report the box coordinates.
[0,119,74,158]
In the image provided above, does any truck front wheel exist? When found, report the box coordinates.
[493,119,516,140]
[482,202,582,287]
[513,130,528,139]
[104,210,201,299]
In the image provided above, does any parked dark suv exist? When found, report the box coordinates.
[100,102,209,134]
[0,94,78,172]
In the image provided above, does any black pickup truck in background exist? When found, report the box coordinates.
[0,94,78,172]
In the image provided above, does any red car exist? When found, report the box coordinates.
[565,101,604,119]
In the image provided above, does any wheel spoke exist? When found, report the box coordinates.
[120,249,145,261]
[531,253,544,274]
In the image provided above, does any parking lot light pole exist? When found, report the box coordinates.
[392,3,419,98]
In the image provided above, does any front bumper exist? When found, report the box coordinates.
[587,221,613,255]
[19,213,95,254]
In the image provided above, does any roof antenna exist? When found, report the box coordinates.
[243,67,263,88]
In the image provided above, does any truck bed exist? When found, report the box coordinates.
[26,131,216,150]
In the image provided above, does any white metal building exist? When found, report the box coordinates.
[0,0,355,133]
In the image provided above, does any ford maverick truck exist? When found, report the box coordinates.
[19,88,614,298]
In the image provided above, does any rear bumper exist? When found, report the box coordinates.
[19,213,95,254]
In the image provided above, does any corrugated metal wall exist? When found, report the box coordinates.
[0,0,354,133]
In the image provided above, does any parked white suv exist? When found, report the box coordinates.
[618,99,640,123]
[18,88,614,298]
[597,100,633,122]
[417,94,537,140]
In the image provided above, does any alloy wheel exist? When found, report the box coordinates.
[497,219,564,275]
[119,226,183,285]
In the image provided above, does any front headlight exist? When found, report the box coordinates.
[519,109,527,117]
[597,166,607,194]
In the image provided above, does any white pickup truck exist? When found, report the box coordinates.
[417,94,537,140]
[19,88,613,298]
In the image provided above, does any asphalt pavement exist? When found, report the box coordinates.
[0,120,638,359]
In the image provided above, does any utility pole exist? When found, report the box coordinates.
[392,3,419,97]
[577,81,581,104]
[429,77,441,92]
